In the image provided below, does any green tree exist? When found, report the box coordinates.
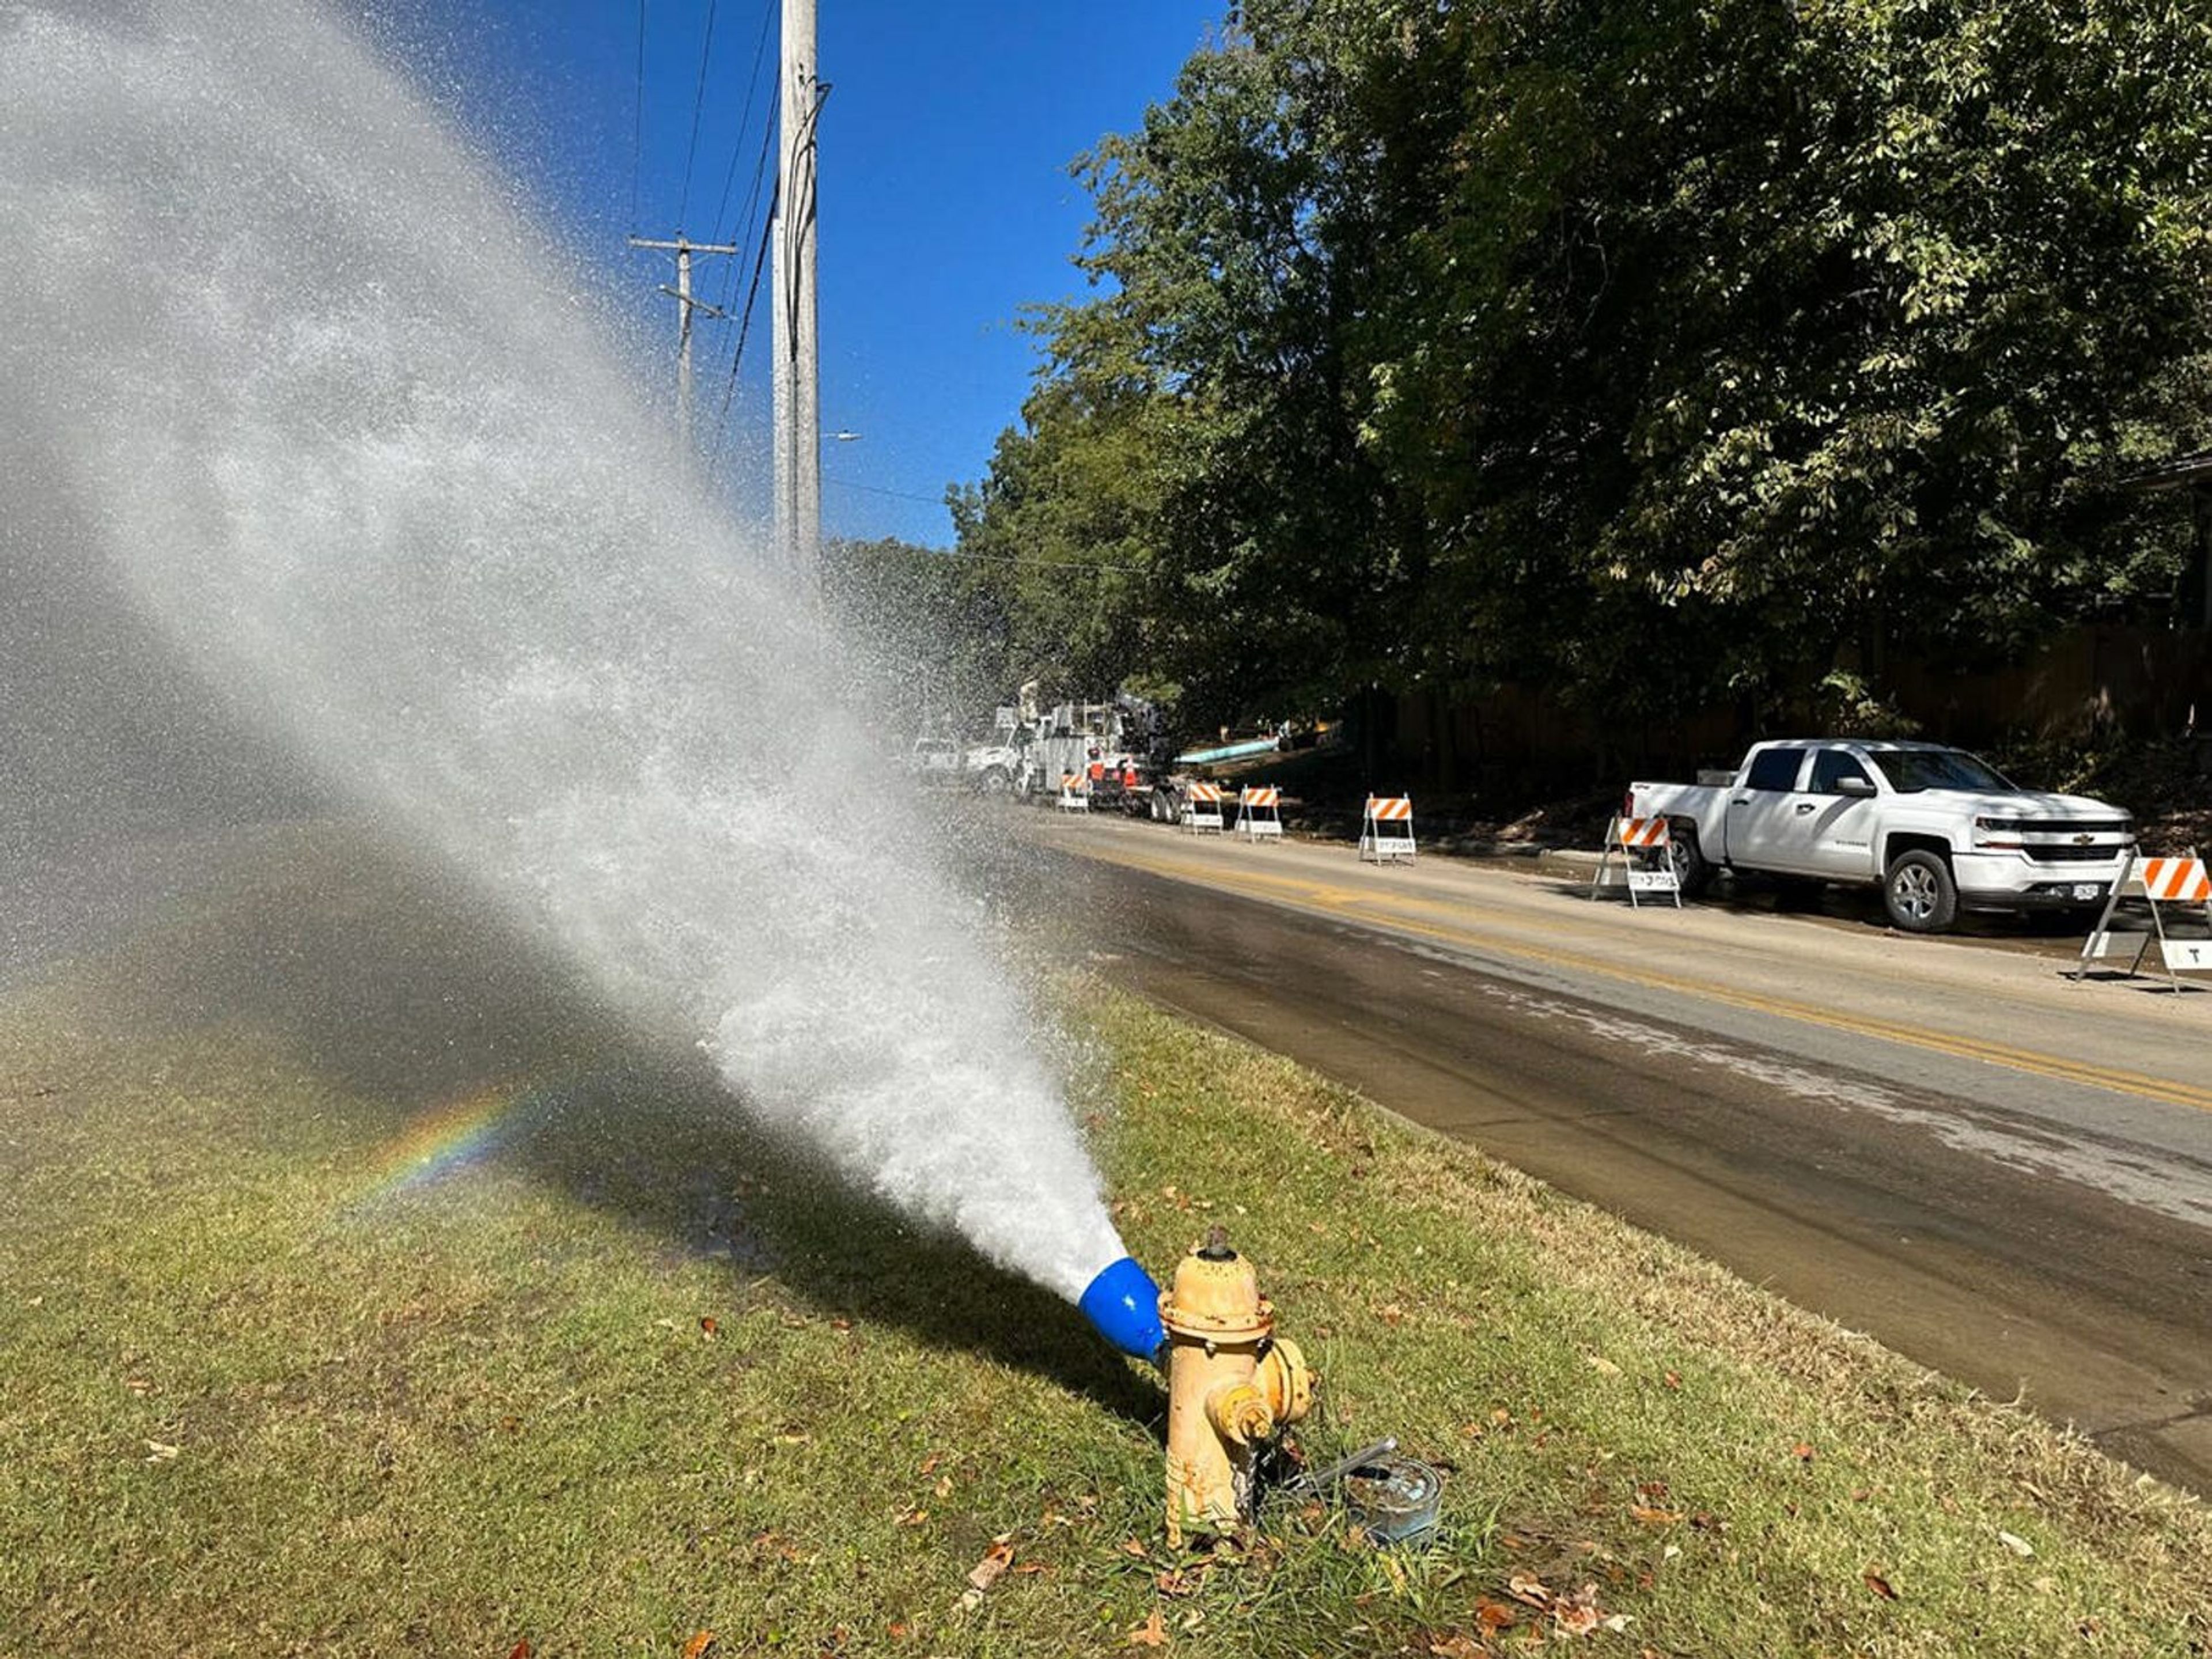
[961,0,2212,745]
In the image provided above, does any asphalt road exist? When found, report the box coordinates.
[1025,812,2212,1495]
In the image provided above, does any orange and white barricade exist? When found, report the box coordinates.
[2073,850,2212,986]
[1239,786,1283,842]
[1056,772,1089,813]
[1184,781,1224,833]
[1590,816,1681,908]
[1358,796,1415,864]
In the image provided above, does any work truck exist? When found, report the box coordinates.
[1625,740,2136,933]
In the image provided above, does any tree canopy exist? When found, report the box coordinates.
[953,0,2212,738]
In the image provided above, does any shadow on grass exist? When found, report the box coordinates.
[55,818,1163,1430]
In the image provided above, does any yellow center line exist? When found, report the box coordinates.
[1069,835,2212,1116]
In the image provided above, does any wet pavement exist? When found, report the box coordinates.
[1027,813,2212,1494]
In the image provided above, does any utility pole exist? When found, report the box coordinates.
[772,0,825,583]
[627,233,738,447]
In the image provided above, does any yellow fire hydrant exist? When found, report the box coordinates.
[1160,1228,1312,1546]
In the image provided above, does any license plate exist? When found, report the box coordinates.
[2072,883,2102,902]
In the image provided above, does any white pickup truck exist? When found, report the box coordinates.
[1625,740,2136,933]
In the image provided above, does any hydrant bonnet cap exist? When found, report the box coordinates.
[1080,1256,1166,1361]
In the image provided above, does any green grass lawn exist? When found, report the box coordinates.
[2,842,2207,1656]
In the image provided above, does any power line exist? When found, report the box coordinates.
[676,0,721,229]
[708,1,777,253]
[708,169,780,464]
[823,475,946,506]
[627,0,647,233]
[718,72,781,319]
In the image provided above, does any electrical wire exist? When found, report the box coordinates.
[717,82,781,319]
[676,0,721,230]
[627,0,647,234]
[707,171,780,463]
[708,1,776,257]
[823,476,946,506]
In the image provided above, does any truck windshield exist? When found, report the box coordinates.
[1868,749,2014,793]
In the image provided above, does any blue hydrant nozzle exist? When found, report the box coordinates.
[1079,1255,1166,1362]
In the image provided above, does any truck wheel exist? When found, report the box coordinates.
[974,766,1010,797]
[1883,850,1957,933]
[1667,823,1712,897]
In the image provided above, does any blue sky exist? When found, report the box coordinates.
[413,1,1222,548]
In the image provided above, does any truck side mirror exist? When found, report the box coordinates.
[1837,775,1877,798]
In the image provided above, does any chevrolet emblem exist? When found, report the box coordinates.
[2074,833,2094,845]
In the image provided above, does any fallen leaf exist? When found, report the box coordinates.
[1154,1569,1196,1599]
[699,1316,718,1337]
[934,1476,952,1498]
[1585,1354,1622,1376]
[1629,1505,1684,1525]
[506,1643,533,1659]
[1120,1537,1150,1558]
[1126,1608,1169,1647]
[1552,1582,1603,1637]
[1505,1573,1551,1609]
[1997,1530,2035,1558]
[895,1508,928,1527]
[1863,1570,1898,1601]
[1555,1604,1600,1637]
[680,1633,716,1659]
[1474,1598,1517,1630]
[1792,1442,1815,1463]
[1662,1370,1681,1389]
[1422,1635,1484,1658]
[966,1541,1016,1594]
[1378,1303,1405,1326]
[830,1317,853,1332]
[918,1453,942,1476]
[886,1622,910,1639]
[143,1440,181,1463]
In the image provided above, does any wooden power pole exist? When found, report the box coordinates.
[773,0,825,582]
[627,234,738,448]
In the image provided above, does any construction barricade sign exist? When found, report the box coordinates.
[1590,816,1682,908]
[2073,850,2211,987]
[1185,782,1224,833]
[1359,796,1415,864]
[1239,786,1283,842]
[1058,773,1089,813]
